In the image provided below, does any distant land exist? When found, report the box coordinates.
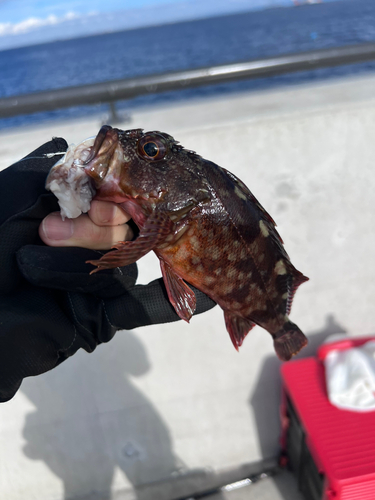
[0,0,344,51]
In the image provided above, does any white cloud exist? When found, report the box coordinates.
[0,11,78,36]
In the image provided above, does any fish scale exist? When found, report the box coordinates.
[46,125,309,361]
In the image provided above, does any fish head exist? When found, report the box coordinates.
[82,125,210,216]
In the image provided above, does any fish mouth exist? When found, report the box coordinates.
[83,125,120,183]
[45,125,126,219]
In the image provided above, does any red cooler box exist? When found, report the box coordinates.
[280,337,375,500]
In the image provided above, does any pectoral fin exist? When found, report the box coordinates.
[160,259,196,322]
[87,211,174,273]
[167,191,210,222]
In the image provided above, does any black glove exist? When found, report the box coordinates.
[0,138,216,402]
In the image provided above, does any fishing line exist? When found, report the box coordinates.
[12,152,66,164]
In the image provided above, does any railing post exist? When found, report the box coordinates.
[108,102,120,124]
[106,101,131,125]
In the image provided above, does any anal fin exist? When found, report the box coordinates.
[224,311,255,351]
[160,260,196,322]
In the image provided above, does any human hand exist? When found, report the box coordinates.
[39,200,134,250]
[0,137,216,402]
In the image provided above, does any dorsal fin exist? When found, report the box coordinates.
[286,268,309,315]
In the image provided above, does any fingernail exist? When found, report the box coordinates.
[42,213,74,240]
[99,204,117,223]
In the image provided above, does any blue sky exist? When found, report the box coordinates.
[0,0,186,23]
[0,0,336,50]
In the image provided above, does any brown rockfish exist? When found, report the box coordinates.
[46,125,309,361]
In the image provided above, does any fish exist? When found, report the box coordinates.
[46,125,309,361]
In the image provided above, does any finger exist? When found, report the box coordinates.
[88,200,131,226]
[17,245,138,298]
[103,278,217,330]
[39,212,134,250]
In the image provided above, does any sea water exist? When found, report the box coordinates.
[0,0,374,130]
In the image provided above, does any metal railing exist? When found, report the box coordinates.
[1,42,375,120]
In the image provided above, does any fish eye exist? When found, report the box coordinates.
[143,142,159,157]
[138,134,167,161]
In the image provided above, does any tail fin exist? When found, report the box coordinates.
[273,321,307,361]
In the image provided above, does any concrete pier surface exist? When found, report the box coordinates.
[1,72,375,500]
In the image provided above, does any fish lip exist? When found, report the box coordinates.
[83,125,115,165]
[83,125,120,183]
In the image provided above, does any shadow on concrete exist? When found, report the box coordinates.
[20,331,189,500]
[249,314,347,500]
